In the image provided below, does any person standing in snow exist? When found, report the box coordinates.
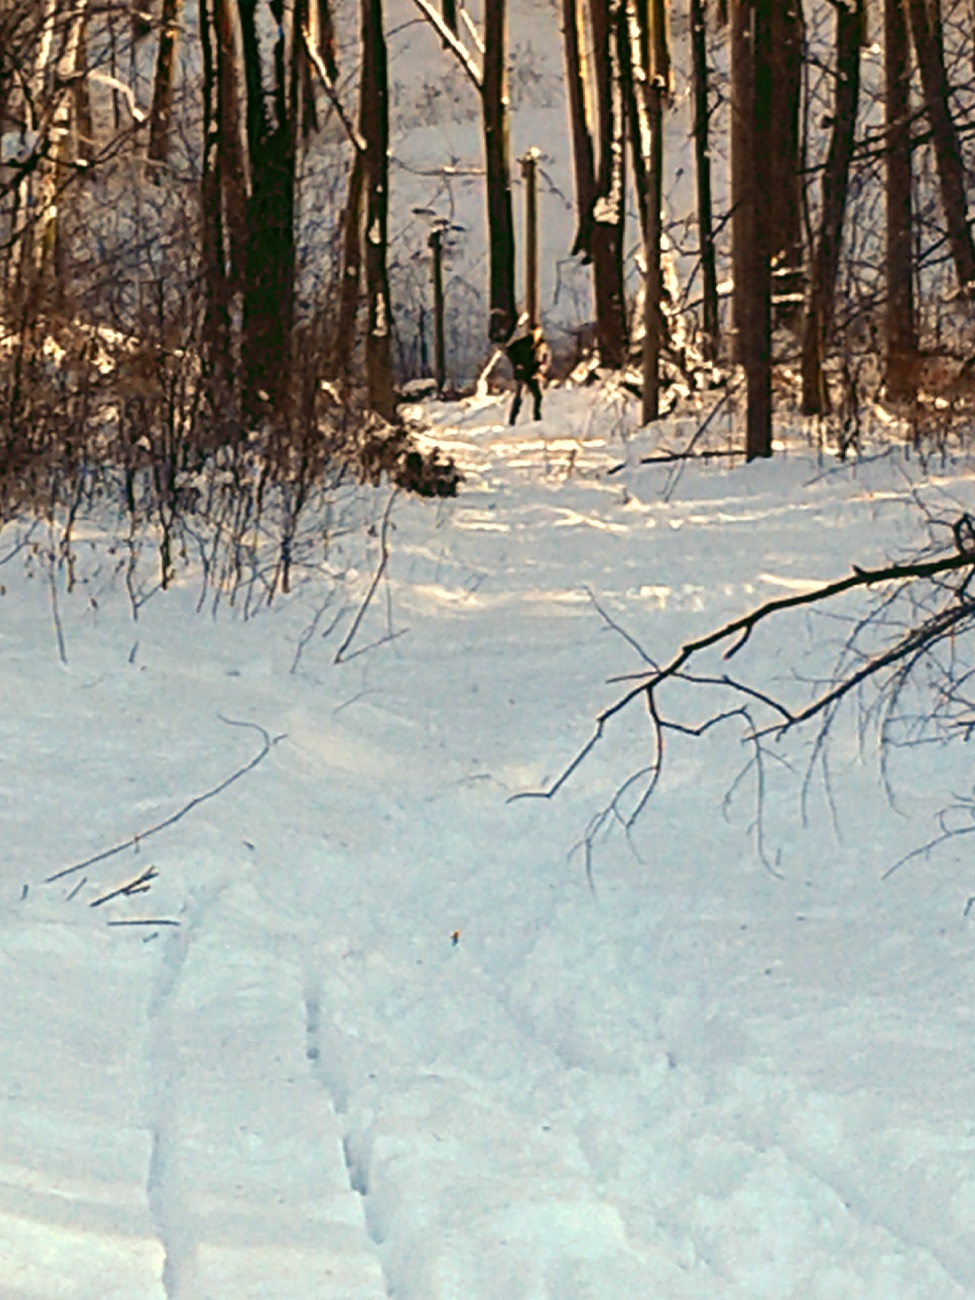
[505,325,549,425]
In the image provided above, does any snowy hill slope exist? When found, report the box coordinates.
[2,387,975,1295]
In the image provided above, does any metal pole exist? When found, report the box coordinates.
[520,148,540,326]
[429,225,446,394]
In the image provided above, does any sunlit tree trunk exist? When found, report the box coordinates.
[801,0,862,416]
[148,0,184,170]
[332,151,366,385]
[72,13,95,164]
[563,0,597,258]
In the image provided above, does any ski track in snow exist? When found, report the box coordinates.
[146,918,195,1296]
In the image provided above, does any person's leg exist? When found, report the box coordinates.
[529,378,543,420]
[509,383,523,425]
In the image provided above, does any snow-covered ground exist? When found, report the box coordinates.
[3,387,975,1298]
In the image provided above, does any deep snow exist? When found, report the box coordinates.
[2,385,975,1298]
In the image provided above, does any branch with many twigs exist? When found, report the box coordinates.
[513,522,975,876]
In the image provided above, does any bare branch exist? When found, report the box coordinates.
[302,26,367,153]
[408,0,483,89]
[334,489,400,663]
[520,530,975,878]
[46,718,276,884]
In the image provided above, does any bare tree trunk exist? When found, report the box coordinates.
[521,148,540,326]
[801,0,862,416]
[238,0,300,418]
[216,0,247,288]
[563,0,597,258]
[29,0,90,306]
[482,0,517,340]
[200,0,229,390]
[618,0,649,234]
[640,0,669,423]
[689,0,718,358]
[312,0,338,80]
[905,0,975,294]
[769,0,803,323]
[147,0,184,170]
[333,150,366,385]
[407,0,516,343]
[72,13,95,164]
[360,0,396,418]
[429,225,446,391]
[744,0,772,458]
[885,0,916,399]
[589,0,627,367]
[730,0,752,364]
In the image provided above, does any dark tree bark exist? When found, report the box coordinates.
[588,0,627,368]
[72,13,95,164]
[689,0,718,358]
[332,150,366,386]
[640,0,669,422]
[216,0,247,289]
[730,0,772,456]
[905,0,975,294]
[200,0,230,391]
[885,0,917,399]
[563,0,597,257]
[769,0,803,321]
[801,0,863,416]
[238,0,301,418]
[147,0,183,169]
[359,0,396,418]
[730,0,753,364]
[314,0,339,80]
[744,0,772,457]
[482,0,517,341]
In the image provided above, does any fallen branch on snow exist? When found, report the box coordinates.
[46,716,277,884]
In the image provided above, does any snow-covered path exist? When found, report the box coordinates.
[3,390,975,1297]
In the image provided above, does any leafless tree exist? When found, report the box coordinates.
[801,0,863,417]
[409,0,517,341]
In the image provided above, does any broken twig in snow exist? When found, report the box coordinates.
[89,866,158,907]
[334,489,400,663]
[46,717,276,883]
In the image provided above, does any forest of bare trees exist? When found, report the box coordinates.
[3,0,975,529]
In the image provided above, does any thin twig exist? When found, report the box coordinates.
[334,490,398,664]
[45,717,275,883]
[106,918,180,927]
[89,866,158,908]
